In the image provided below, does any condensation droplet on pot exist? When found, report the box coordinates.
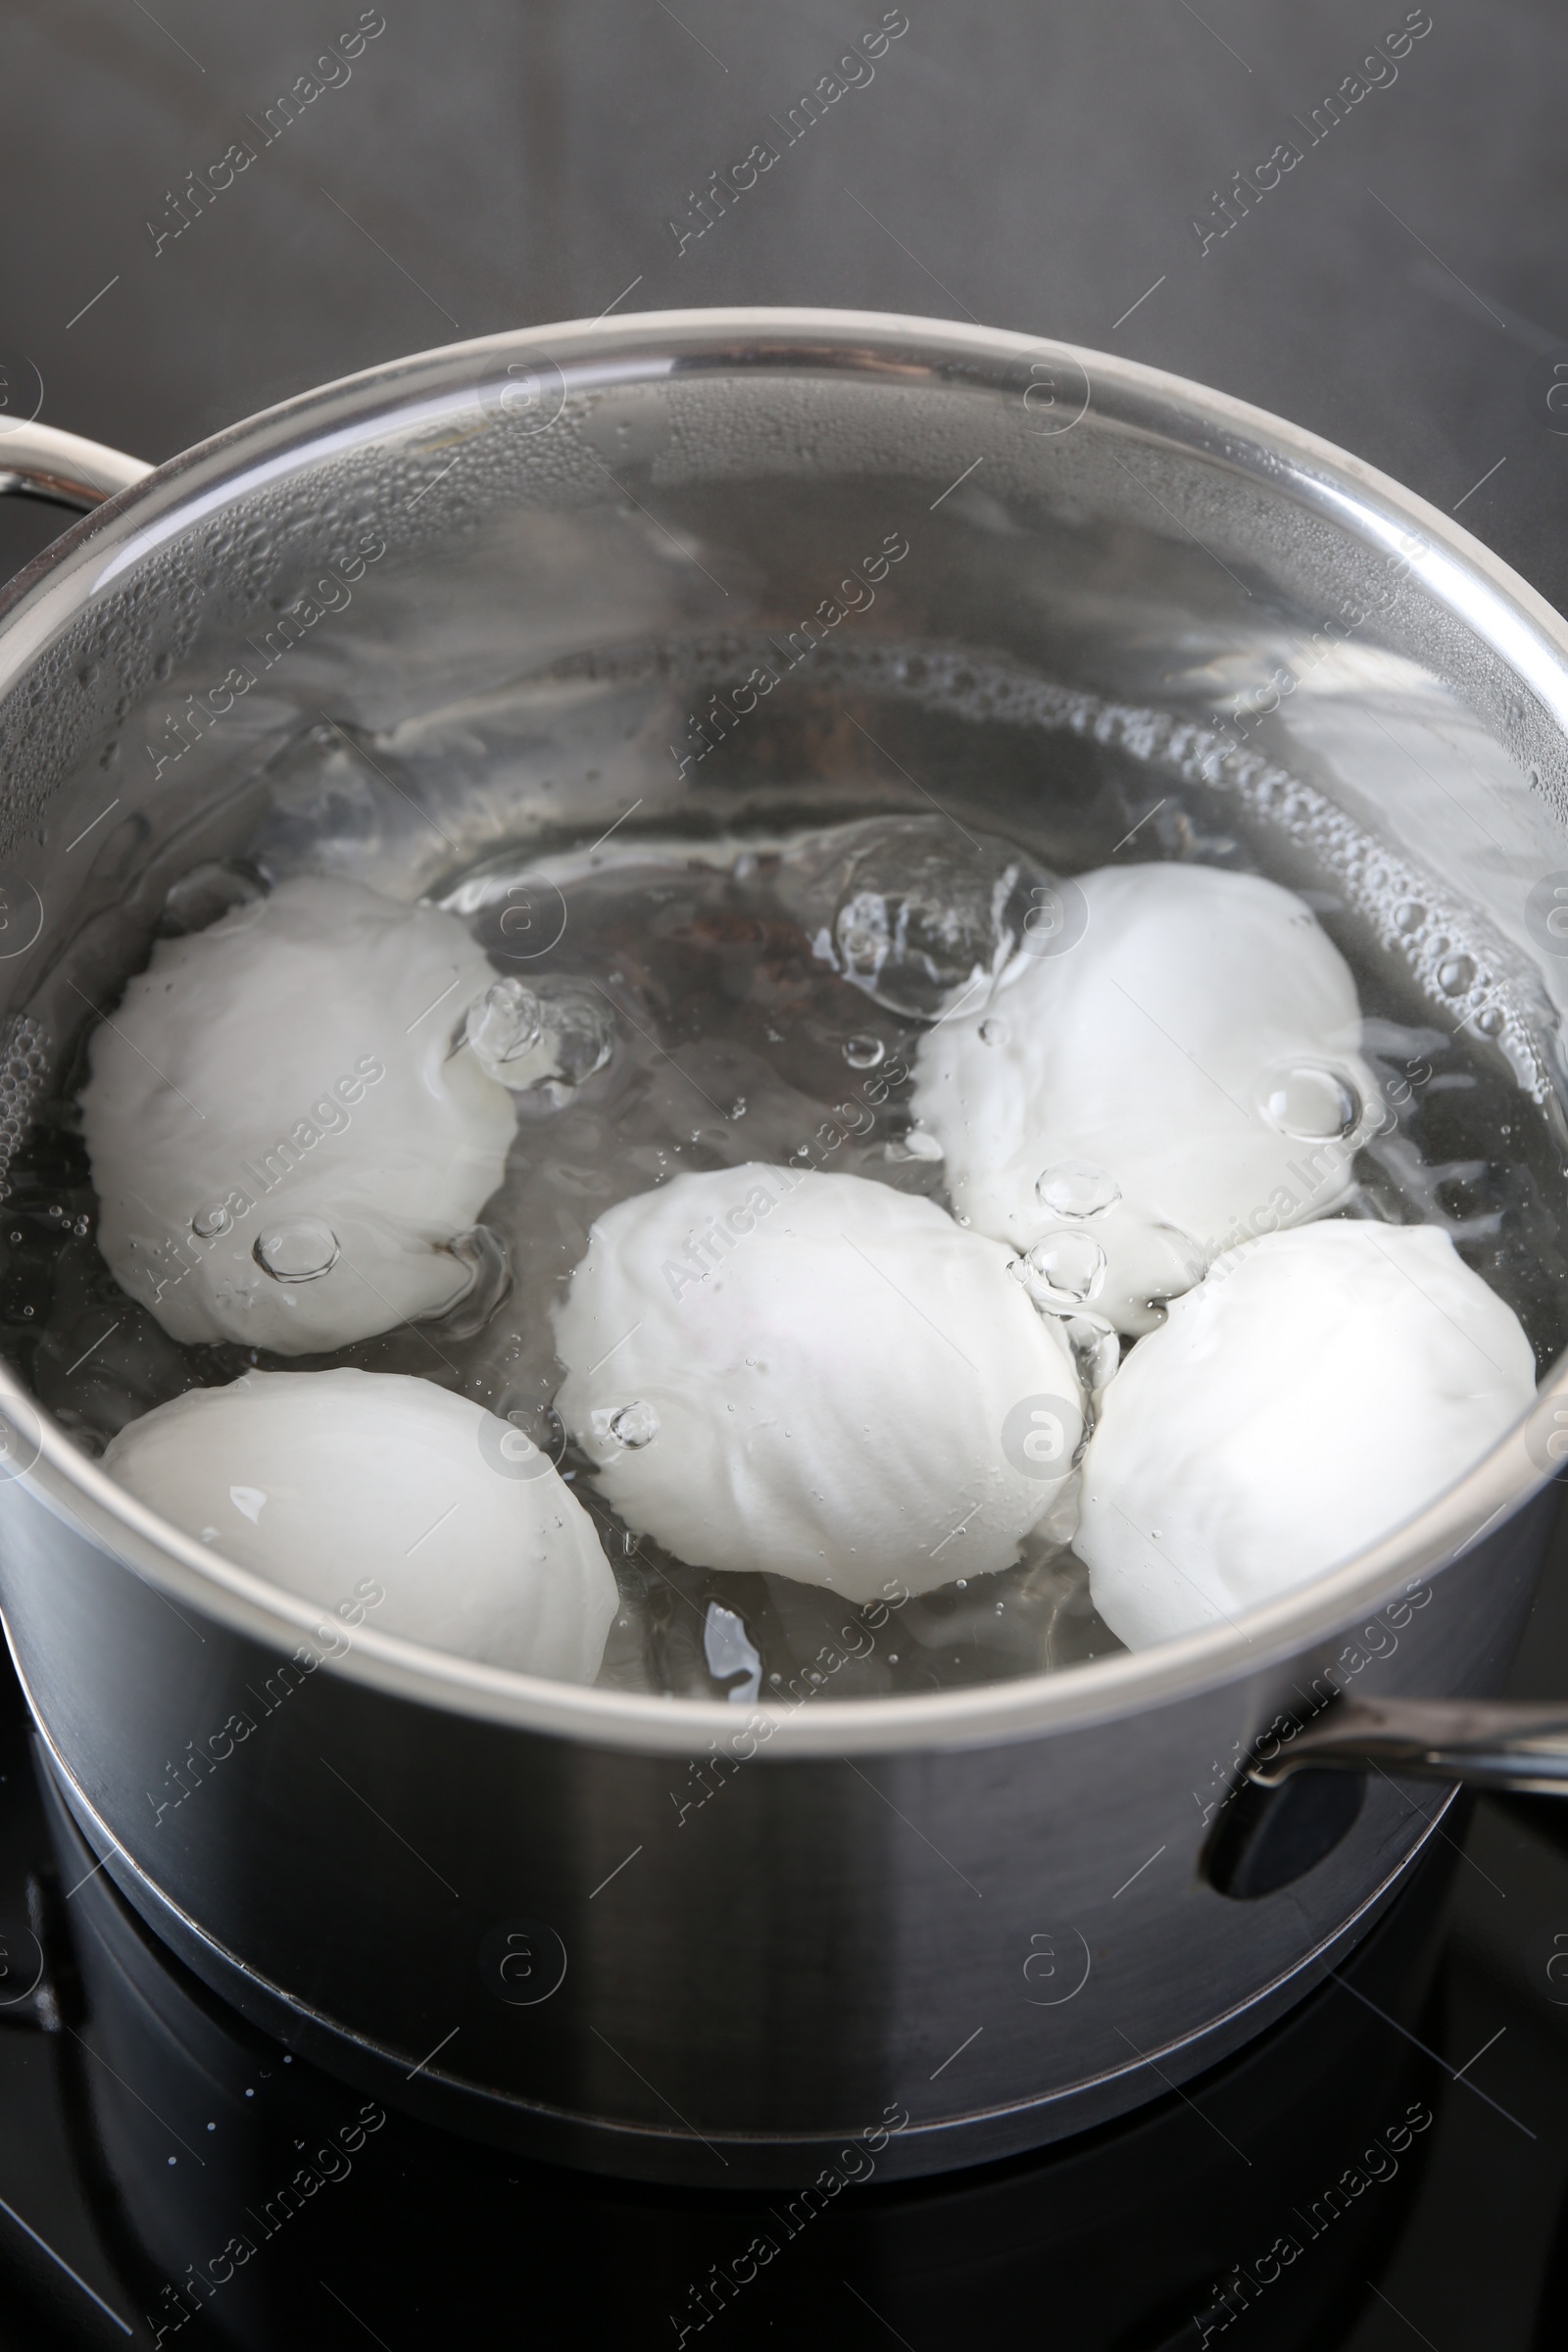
[611,1400,659,1449]
[1438,954,1476,996]
[1257,1064,1360,1140]
[254,1217,340,1283]
[1036,1160,1120,1217]
[843,1034,884,1070]
[191,1203,233,1241]
[1394,902,1425,933]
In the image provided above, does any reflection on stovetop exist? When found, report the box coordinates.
[5,1631,1568,2350]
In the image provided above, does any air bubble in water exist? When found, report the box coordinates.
[527,980,613,1097]
[1065,1313,1121,1393]
[777,815,1053,1019]
[1438,955,1476,996]
[1013,1231,1107,1308]
[838,895,886,981]
[979,1018,1009,1047]
[1257,1065,1360,1140]
[191,1204,233,1240]
[610,1400,659,1448]
[463,975,613,1099]
[1036,1161,1120,1217]
[1394,902,1426,934]
[254,1218,340,1283]
[703,1598,760,1701]
[843,1034,884,1069]
[902,1129,944,1161]
[464,976,543,1071]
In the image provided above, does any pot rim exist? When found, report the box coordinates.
[1,304,1563,1758]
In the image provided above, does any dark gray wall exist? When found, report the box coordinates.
[1,0,1565,601]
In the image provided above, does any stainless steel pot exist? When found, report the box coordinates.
[2,310,1568,2189]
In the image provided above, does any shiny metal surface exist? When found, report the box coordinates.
[0,418,152,510]
[1,311,1567,2181]
[1250,1693,1568,1795]
[2,1471,1542,2185]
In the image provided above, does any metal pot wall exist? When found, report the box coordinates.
[1,311,1567,2188]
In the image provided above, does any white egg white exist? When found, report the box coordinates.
[1075,1221,1537,1649]
[104,1369,618,1683]
[81,875,516,1352]
[912,863,1382,1333]
[554,1164,1085,1603]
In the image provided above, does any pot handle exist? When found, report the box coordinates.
[1247,1695,1568,1796]
[0,419,153,513]
[1204,1695,1568,1899]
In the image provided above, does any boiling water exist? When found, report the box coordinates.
[4,643,1564,1703]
